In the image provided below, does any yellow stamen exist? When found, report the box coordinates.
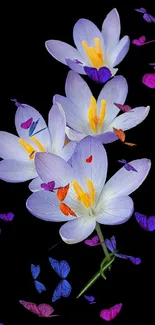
[99,100,106,129]
[88,96,106,133]
[30,136,45,152]
[86,179,95,205]
[82,38,104,69]
[72,179,95,209]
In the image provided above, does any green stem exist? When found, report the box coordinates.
[95,222,110,261]
[76,270,101,299]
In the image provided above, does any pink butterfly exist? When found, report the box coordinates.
[0,212,14,222]
[132,36,155,46]
[100,303,122,321]
[114,103,131,112]
[84,235,104,246]
[20,118,33,129]
[19,300,59,317]
[142,73,155,89]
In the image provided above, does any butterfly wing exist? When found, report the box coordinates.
[139,35,146,43]
[128,256,141,265]
[135,212,147,230]
[124,163,138,172]
[49,257,61,277]
[100,303,122,321]
[84,67,99,82]
[0,212,14,221]
[135,8,146,13]
[21,118,33,129]
[61,279,72,298]
[38,304,58,317]
[113,128,125,142]
[31,264,40,279]
[124,142,137,147]
[59,260,70,278]
[142,73,155,89]
[34,280,46,294]
[98,67,112,83]
[29,119,40,136]
[105,236,116,252]
[19,300,39,316]
[84,236,99,246]
[84,295,95,303]
[147,216,155,231]
[143,13,153,22]
[149,15,155,23]
[52,281,62,302]
[117,159,127,164]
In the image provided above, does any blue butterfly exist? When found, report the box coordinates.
[29,119,40,136]
[49,257,72,302]
[31,264,46,294]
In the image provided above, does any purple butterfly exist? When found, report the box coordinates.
[0,212,14,222]
[105,236,141,265]
[135,8,155,23]
[84,66,112,83]
[21,118,33,129]
[41,181,59,191]
[84,235,104,246]
[84,295,96,304]
[117,159,138,172]
[135,212,155,231]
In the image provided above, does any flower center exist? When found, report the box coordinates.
[19,136,45,159]
[88,96,106,133]
[72,179,95,208]
[82,38,104,69]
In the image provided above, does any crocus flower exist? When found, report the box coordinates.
[26,136,151,244]
[54,71,150,143]
[0,102,76,187]
[45,8,130,83]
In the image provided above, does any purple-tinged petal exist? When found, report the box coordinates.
[65,127,85,142]
[59,217,96,244]
[0,132,28,160]
[73,19,104,63]
[45,40,84,65]
[71,136,107,202]
[97,196,134,225]
[35,152,75,188]
[60,141,77,161]
[95,132,118,144]
[65,58,86,74]
[101,159,151,199]
[109,36,130,67]
[84,66,112,83]
[15,103,51,151]
[26,191,74,222]
[102,8,120,53]
[29,177,43,192]
[147,216,155,231]
[48,103,66,153]
[0,159,37,182]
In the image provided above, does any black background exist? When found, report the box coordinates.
[1,2,155,324]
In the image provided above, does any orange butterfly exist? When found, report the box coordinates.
[57,184,70,201]
[113,128,137,147]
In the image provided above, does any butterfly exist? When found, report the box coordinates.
[135,212,155,231]
[31,264,46,293]
[113,128,137,146]
[84,295,96,304]
[117,159,138,172]
[114,102,131,112]
[84,66,112,83]
[105,236,141,265]
[0,212,14,221]
[100,303,122,321]
[41,181,58,191]
[132,36,155,46]
[20,118,40,136]
[19,300,59,317]
[84,235,104,246]
[49,257,72,302]
[135,8,155,23]
[142,73,155,89]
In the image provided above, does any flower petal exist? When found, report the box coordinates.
[65,127,85,142]
[97,196,134,225]
[65,58,86,74]
[15,103,51,151]
[65,71,92,121]
[26,191,74,221]
[45,40,84,64]
[105,106,150,132]
[71,136,107,201]
[59,217,96,244]
[0,159,37,182]
[0,132,28,160]
[28,176,43,192]
[102,8,120,53]
[97,75,128,127]
[54,96,88,134]
[109,36,130,67]
[48,103,66,154]
[35,152,75,187]
[73,19,104,62]
[95,132,118,144]
[101,158,151,200]
[60,141,77,161]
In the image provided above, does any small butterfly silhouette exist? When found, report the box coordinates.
[31,264,46,293]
